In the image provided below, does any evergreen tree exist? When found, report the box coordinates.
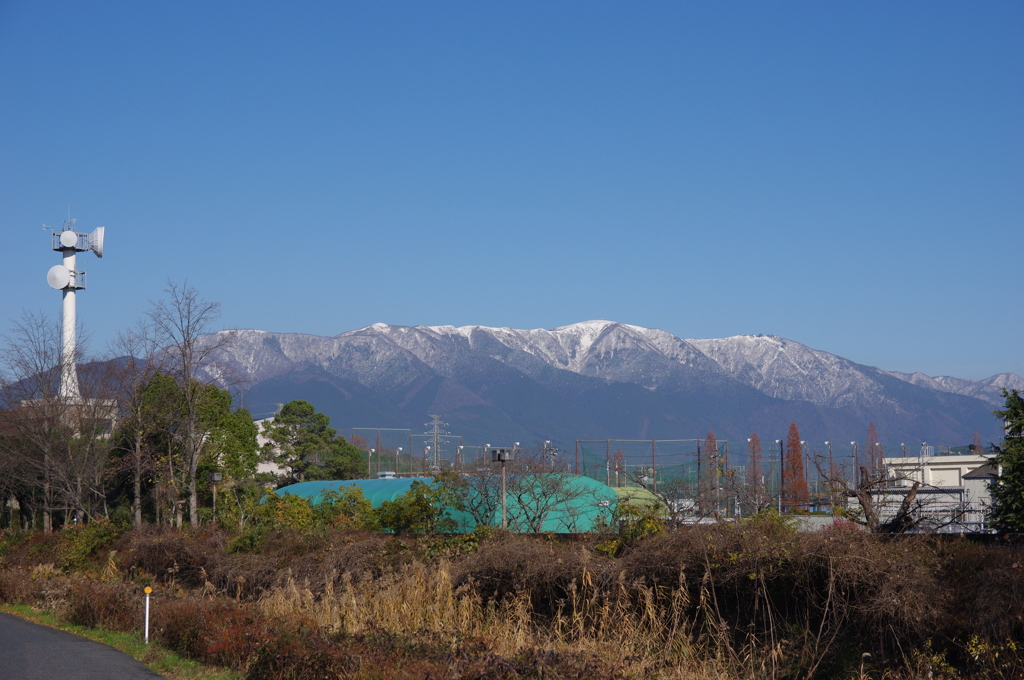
[991,389,1024,532]
[261,400,363,484]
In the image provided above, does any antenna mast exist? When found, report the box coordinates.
[45,215,105,401]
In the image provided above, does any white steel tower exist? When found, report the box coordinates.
[45,218,105,400]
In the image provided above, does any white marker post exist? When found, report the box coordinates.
[144,586,152,643]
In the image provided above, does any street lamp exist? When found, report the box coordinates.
[395,447,402,475]
[490,446,515,530]
[801,441,808,506]
[775,440,783,513]
[825,441,835,511]
[368,449,375,478]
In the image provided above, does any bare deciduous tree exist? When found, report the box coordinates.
[735,431,773,516]
[108,321,162,527]
[0,311,117,530]
[146,281,235,525]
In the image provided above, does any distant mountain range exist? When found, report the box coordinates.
[206,321,1023,448]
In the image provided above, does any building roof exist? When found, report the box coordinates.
[963,464,998,480]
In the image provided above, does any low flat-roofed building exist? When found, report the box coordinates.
[869,452,995,532]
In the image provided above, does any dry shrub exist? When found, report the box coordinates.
[0,531,63,569]
[117,525,226,588]
[453,535,608,617]
[0,567,44,604]
[262,530,390,589]
[64,579,139,631]
[936,538,1024,644]
[152,597,272,670]
[3,521,1023,678]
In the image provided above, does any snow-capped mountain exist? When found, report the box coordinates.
[208,321,1017,446]
[882,370,1024,407]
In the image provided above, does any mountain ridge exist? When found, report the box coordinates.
[210,321,1018,446]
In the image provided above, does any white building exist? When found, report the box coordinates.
[873,451,995,532]
[254,417,288,477]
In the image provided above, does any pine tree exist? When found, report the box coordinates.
[991,389,1024,532]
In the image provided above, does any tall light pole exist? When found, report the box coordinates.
[775,439,783,513]
[368,449,375,478]
[825,441,834,510]
[800,440,807,506]
[396,447,402,475]
[490,446,514,530]
[851,441,859,488]
[747,438,754,508]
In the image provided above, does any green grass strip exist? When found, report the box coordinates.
[0,604,242,680]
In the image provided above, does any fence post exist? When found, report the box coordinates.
[144,586,152,643]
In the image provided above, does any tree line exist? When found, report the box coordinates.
[2,280,1022,535]
[0,283,364,533]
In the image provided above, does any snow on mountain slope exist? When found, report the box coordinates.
[685,335,889,408]
[403,320,728,389]
[209,323,1017,414]
[885,370,1024,407]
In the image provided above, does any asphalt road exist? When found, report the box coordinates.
[0,612,166,679]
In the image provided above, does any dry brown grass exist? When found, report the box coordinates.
[2,522,1023,679]
[258,559,729,679]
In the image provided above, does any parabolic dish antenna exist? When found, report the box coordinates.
[47,264,70,289]
[59,230,78,248]
[89,226,104,258]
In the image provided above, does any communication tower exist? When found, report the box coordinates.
[45,217,105,400]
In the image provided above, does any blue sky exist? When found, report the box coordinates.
[2,1,1021,380]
